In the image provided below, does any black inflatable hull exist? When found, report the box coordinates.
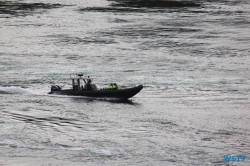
[48,85,143,99]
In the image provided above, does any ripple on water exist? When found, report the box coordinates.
[0,1,64,17]
[0,0,250,165]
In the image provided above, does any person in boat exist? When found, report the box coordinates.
[113,83,118,90]
[85,78,92,91]
[109,83,113,90]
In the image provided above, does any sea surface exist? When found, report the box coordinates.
[0,0,250,165]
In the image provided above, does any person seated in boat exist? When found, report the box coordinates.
[113,83,118,90]
[109,83,113,90]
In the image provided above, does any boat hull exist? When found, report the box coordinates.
[48,85,143,99]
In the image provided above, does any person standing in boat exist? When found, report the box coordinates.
[85,76,92,91]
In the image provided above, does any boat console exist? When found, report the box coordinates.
[70,73,95,91]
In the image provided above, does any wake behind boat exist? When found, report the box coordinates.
[48,73,143,99]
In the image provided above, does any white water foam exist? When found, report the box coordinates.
[0,86,43,95]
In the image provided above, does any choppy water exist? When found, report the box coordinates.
[0,0,250,165]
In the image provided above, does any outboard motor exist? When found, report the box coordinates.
[51,85,61,91]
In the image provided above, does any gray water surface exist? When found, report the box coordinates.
[0,0,249,165]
